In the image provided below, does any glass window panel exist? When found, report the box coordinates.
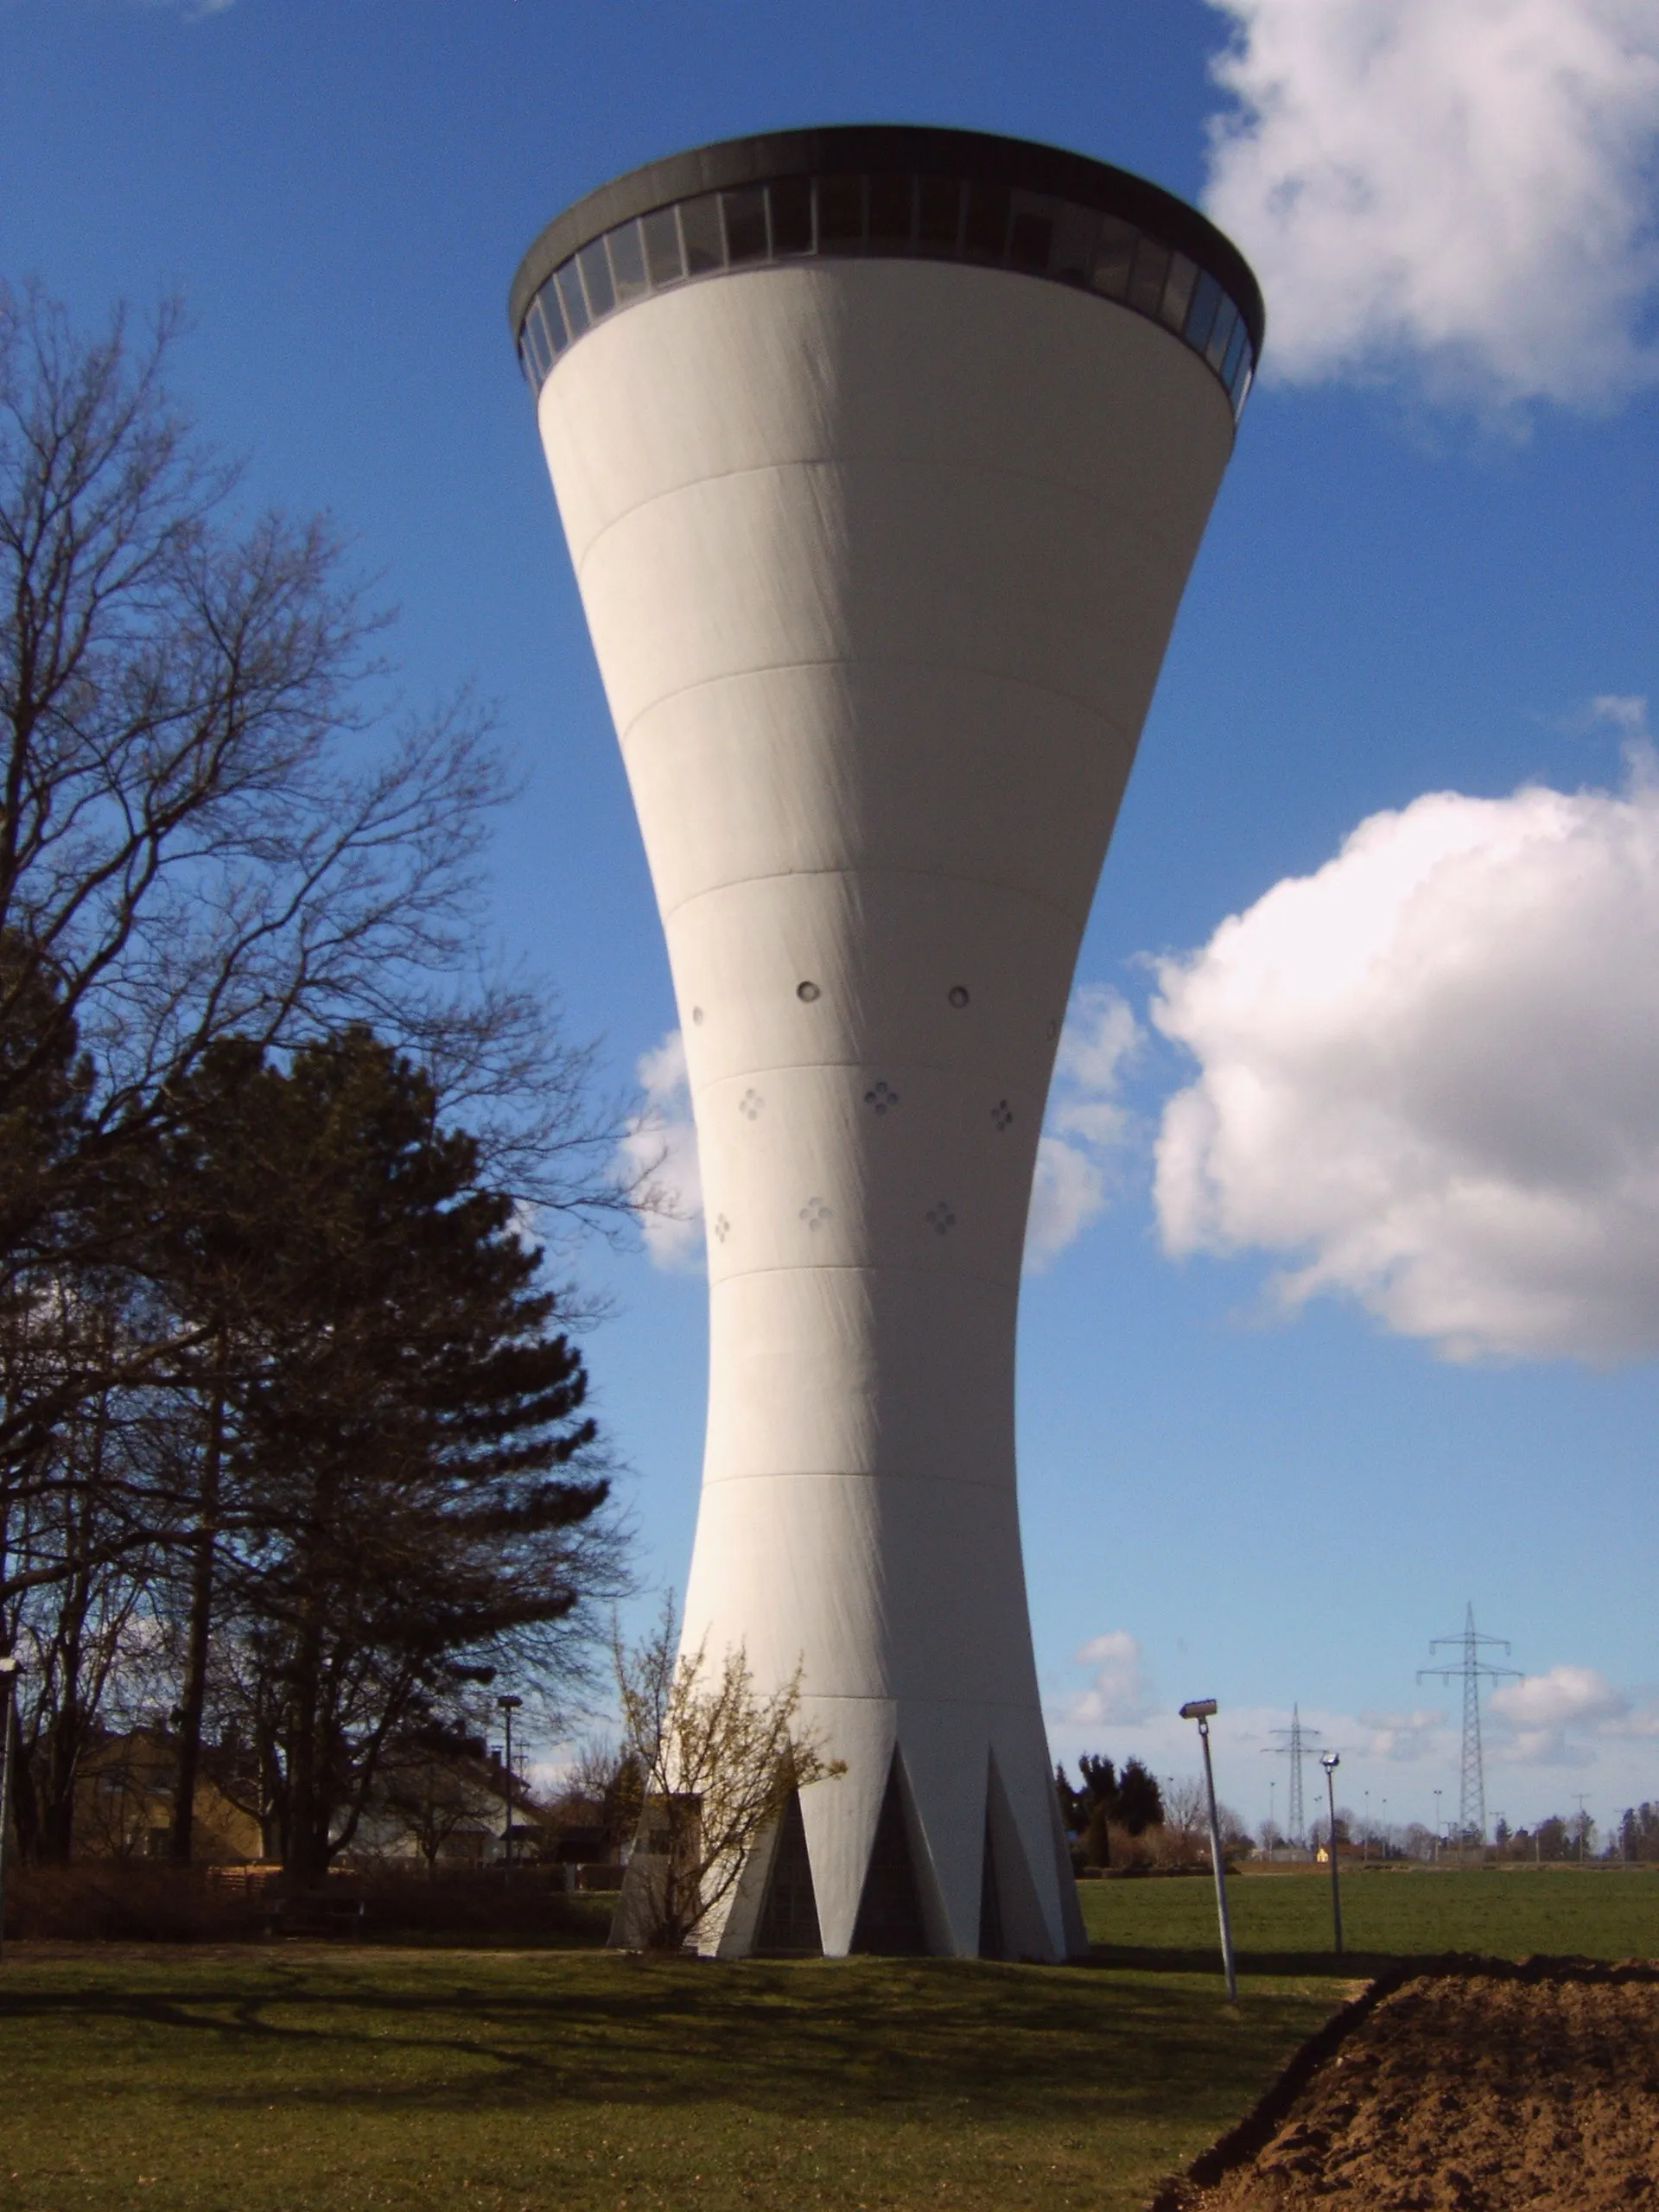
[1185,270,1222,353]
[607,219,649,303]
[1205,294,1238,371]
[721,186,769,264]
[680,193,725,274]
[578,238,615,319]
[1128,238,1170,316]
[519,335,541,393]
[1222,316,1249,390]
[1049,204,1099,286]
[963,181,1010,260]
[525,299,553,381]
[1161,253,1198,330]
[769,175,813,255]
[817,174,864,250]
[556,260,589,340]
[867,173,913,246]
[1231,359,1253,419]
[642,206,684,286]
[916,174,962,250]
[1008,190,1061,273]
[1091,217,1138,298]
[539,283,569,357]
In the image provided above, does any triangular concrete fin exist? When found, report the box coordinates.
[990,1716,1081,1960]
[1046,1768,1090,1957]
[708,1808,781,1958]
[797,1696,894,1955]
[895,1702,995,1955]
[984,1747,1051,1960]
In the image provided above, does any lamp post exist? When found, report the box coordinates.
[1433,1788,1442,1863]
[1382,1796,1388,1863]
[0,1655,19,1961]
[1320,1751,1343,1955]
[1180,1700,1236,2003]
[497,1695,524,1872]
[1268,1778,1277,1858]
[1363,1789,1370,1864]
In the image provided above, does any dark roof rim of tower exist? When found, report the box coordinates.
[507,123,1265,359]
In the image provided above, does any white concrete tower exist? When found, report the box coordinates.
[511,128,1262,1961]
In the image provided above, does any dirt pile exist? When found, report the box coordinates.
[1176,1964,1659,2212]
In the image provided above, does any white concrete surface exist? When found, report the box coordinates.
[534,253,1237,1958]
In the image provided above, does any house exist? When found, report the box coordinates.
[75,1726,262,1863]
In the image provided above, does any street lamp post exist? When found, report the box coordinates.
[1180,1700,1237,2003]
[497,1694,524,1872]
[1363,1789,1370,1865]
[1433,1788,1442,1863]
[0,1656,19,1961]
[1320,1751,1343,1956]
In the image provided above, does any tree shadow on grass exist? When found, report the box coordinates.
[0,1955,1343,2122]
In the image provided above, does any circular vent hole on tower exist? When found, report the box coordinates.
[797,980,821,1002]
[948,985,970,1009]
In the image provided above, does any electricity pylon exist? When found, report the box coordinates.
[1418,1604,1520,1847]
[1264,1706,1320,1845]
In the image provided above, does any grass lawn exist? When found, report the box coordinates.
[1079,1863,1659,1967]
[0,1945,1348,2212]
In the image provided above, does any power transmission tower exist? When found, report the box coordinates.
[1418,1603,1520,1848]
[1264,1706,1320,1846]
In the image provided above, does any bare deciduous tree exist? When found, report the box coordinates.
[0,285,636,1612]
[611,1598,844,1953]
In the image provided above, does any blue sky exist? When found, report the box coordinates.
[7,0,1657,1838]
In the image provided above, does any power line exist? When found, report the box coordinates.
[1264,1704,1320,1845]
[1418,1603,1520,1847]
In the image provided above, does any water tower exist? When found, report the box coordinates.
[510,126,1261,1958]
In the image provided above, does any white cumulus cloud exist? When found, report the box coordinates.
[1358,1708,1450,1763]
[1056,1630,1155,1728]
[614,1029,703,1272]
[1204,0,1659,407]
[1152,739,1659,1361]
[1491,1664,1631,1762]
[1025,986,1142,1271]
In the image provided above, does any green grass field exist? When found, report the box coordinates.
[0,1871,1650,2211]
[1079,1862,1659,1967]
[0,1947,1344,2212]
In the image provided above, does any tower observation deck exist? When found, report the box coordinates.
[510,125,1262,1959]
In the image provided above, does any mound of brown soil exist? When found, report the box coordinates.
[1178,1965,1659,2212]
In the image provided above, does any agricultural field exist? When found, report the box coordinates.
[1079,1862,1659,1966]
[0,1946,1344,2212]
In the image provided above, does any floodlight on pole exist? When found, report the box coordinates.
[0,1656,19,1962]
[497,1695,524,1872]
[1320,1751,1343,1955]
[1180,1699,1236,2002]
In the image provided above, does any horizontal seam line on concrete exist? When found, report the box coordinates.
[689,1058,1051,1087]
[617,652,1133,754]
[570,448,1190,584]
[694,1478,1021,1495]
[658,854,1090,939]
[705,1258,1020,1291]
[613,645,1137,795]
